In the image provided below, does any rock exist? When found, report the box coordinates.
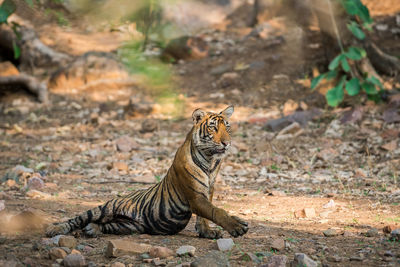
[58,236,77,249]
[27,176,45,189]
[190,250,229,267]
[293,253,317,267]
[323,229,337,237]
[115,136,138,152]
[384,251,394,257]
[124,98,154,117]
[26,190,51,199]
[140,119,158,133]
[14,165,34,174]
[110,262,125,267]
[327,255,342,262]
[152,258,166,266]
[106,240,152,257]
[210,64,231,76]
[261,255,288,267]
[71,249,81,255]
[239,252,260,263]
[269,190,286,196]
[340,106,363,124]
[176,245,196,256]
[390,229,400,241]
[216,238,234,251]
[271,238,285,251]
[323,199,335,209]
[349,254,364,261]
[304,208,316,218]
[49,247,68,260]
[383,225,396,234]
[6,179,18,189]
[218,72,239,88]
[149,246,175,259]
[111,162,129,172]
[63,254,86,267]
[365,228,379,237]
[51,235,64,246]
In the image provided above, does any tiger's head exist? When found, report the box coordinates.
[191,105,234,158]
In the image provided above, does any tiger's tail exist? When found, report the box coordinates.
[46,202,109,237]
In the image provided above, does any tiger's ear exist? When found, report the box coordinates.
[192,108,206,124]
[220,105,234,119]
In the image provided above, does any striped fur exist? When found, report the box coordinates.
[46,106,248,238]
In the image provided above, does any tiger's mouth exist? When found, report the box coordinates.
[213,147,227,154]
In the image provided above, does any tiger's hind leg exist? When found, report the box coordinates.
[83,220,141,237]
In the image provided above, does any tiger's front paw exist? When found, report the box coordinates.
[225,216,248,238]
[46,223,70,237]
[198,227,223,239]
[82,223,102,237]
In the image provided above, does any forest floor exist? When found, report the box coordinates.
[0,1,400,267]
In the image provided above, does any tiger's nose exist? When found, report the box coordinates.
[221,140,230,147]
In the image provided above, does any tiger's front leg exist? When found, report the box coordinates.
[195,188,223,239]
[190,197,248,238]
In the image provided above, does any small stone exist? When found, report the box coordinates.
[283,99,298,116]
[63,254,86,267]
[116,136,138,152]
[70,249,81,255]
[58,236,77,249]
[323,229,337,237]
[271,238,285,251]
[304,208,316,218]
[111,162,129,172]
[152,258,166,266]
[210,64,231,75]
[261,255,288,267]
[323,199,335,209]
[149,246,175,259]
[26,190,51,199]
[218,72,239,88]
[390,229,400,241]
[27,176,45,189]
[141,119,158,133]
[384,251,394,257]
[49,247,67,260]
[239,252,260,263]
[110,262,125,267]
[14,165,34,174]
[270,190,286,196]
[190,250,229,267]
[365,228,379,237]
[216,238,234,251]
[343,231,354,237]
[176,245,196,256]
[350,254,364,261]
[293,253,317,267]
[106,240,152,257]
[327,255,342,262]
[6,179,18,188]
[51,235,64,246]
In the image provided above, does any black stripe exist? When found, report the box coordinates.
[187,185,208,199]
[87,210,93,222]
[184,167,207,188]
[210,159,221,173]
[190,142,209,174]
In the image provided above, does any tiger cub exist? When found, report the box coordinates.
[46,106,248,239]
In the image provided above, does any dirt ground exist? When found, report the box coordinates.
[0,1,400,267]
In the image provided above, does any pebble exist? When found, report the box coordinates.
[326,255,342,262]
[63,254,86,267]
[176,245,196,256]
[261,255,288,267]
[323,229,337,237]
[210,64,231,75]
[110,262,125,267]
[152,258,166,266]
[106,240,152,257]
[115,136,137,152]
[149,246,175,259]
[49,247,67,260]
[27,176,45,189]
[58,236,77,249]
[293,253,317,267]
[239,252,260,263]
[271,238,285,251]
[26,190,52,199]
[365,228,379,237]
[190,250,229,267]
[216,238,234,251]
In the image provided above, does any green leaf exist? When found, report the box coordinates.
[347,21,365,40]
[357,4,373,24]
[326,76,345,107]
[366,76,383,88]
[362,81,378,95]
[343,0,358,15]
[12,40,20,59]
[325,70,338,80]
[345,47,366,60]
[0,0,16,23]
[311,74,325,90]
[341,57,350,72]
[345,78,360,96]
[329,54,344,71]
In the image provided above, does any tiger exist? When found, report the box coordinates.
[46,105,248,239]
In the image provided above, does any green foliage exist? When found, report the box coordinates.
[311,0,381,107]
[0,0,16,24]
